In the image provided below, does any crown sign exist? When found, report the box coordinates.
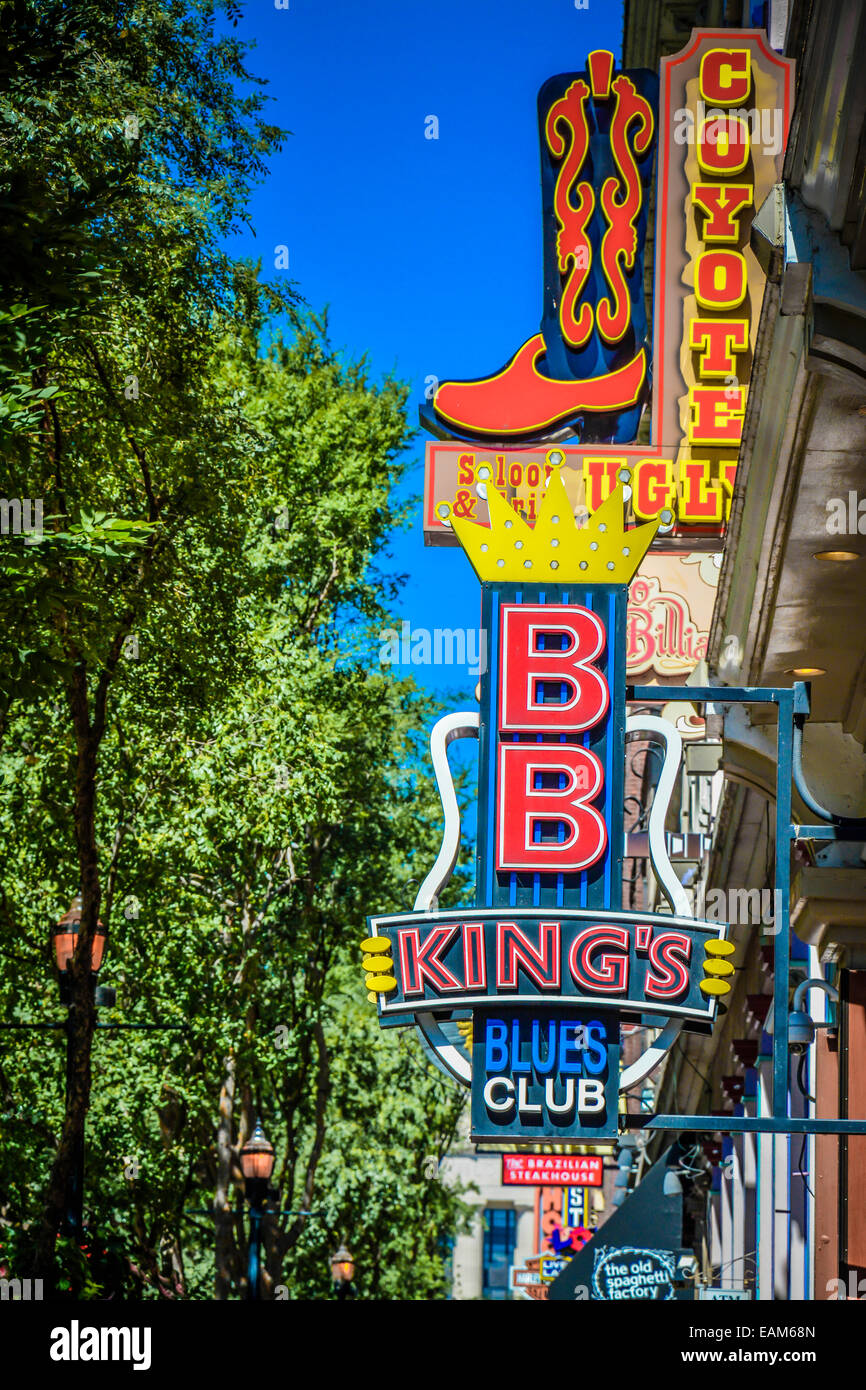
[438,469,659,584]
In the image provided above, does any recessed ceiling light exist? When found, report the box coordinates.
[813,550,860,562]
[785,666,827,676]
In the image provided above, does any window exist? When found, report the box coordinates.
[482,1207,517,1300]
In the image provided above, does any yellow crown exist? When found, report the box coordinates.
[438,469,659,584]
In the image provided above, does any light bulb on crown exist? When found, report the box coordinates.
[436,469,659,585]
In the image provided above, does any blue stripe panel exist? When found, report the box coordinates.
[605,590,616,909]
[580,590,590,910]
[485,588,500,906]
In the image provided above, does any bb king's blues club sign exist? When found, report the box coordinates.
[357,37,780,1143]
[362,477,731,1142]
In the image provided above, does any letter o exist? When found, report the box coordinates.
[695,251,747,311]
[697,116,750,175]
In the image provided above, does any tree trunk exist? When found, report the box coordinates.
[214,1054,236,1300]
[278,1016,331,1278]
[34,666,101,1282]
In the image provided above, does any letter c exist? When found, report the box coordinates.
[483,1076,515,1115]
[699,48,751,106]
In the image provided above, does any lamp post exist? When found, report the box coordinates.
[330,1242,355,1300]
[52,895,112,1239]
[239,1120,275,1301]
[53,896,108,993]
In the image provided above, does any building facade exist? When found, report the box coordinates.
[441,0,866,1301]
[627,0,866,1302]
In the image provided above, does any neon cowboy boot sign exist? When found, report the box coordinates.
[420,50,656,447]
[420,36,793,543]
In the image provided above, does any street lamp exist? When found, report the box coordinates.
[240,1120,275,1301]
[331,1242,355,1299]
[53,896,108,999]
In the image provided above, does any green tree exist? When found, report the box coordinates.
[0,304,472,1297]
[0,0,290,1274]
[0,0,473,1301]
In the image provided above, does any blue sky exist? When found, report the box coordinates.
[225,0,625,698]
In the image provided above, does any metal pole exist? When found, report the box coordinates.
[63,1003,84,1240]
[774,688,794,1119]
[246,1204,262,1300]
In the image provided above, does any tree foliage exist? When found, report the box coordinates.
[0,0,471,1299]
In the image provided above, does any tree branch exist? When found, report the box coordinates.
[299,551,339,635]
[84,341,160,521]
